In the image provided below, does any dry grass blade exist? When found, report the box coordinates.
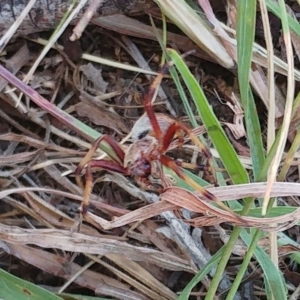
[87,254,177,300]
[1,243,135,297]
[70,0,106,41]
[3,182,300,232]
[0,133,82,154]
[162,187,300,231]
[0,222,193,272]
[0,0,37,53]
[84,201,177,230]
[77,178,300,230]
[93,14,213,61]
[153,0,234,68]
[20,191,98,236]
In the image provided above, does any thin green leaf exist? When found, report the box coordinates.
[226,227,286,299]
[0,268,63,300]
[264,274,273,300]
[240,230,287,300]
[259,89,300,181]
[237,1,265,179]
[245,206,296,218]
[178,248,223,300]
[168,66,198,127]
[245,91,265,179]
[237,0,256,97]
[267,0,300,36]
[164,166,210,191]
[59,294,109,300]
[166,49,249,185]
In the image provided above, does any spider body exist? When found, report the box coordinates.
[125,135,158,178]
[74,59,234,215]
[131,113,175,141]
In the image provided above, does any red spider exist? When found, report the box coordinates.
[75,61,230,214]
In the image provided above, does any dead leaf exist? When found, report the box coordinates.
[162,187,300,231]
[79,63,108,92]
[74,102,129,134]
[85,201,177,230]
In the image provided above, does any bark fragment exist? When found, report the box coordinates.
[0,0,154,37]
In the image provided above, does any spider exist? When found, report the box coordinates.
[75,59,231,215]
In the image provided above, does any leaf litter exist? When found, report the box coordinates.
[1,0,300,299]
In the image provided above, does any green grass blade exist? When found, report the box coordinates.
[259,93,300,181]
[168,55,230,189]
[168,65,198,127]
[0,268,63,300]
[237,0,256,93]
[226,227,286,299]
[240,230,287,300]
[59,294,109,300]
[222,3,267,297]
[166,49,249,185]
[258,131,281,181]
[245,91,265,179]
[178,249,223,299]
[236,0,265,180]
[165,49,252,299]
[245,206,296,217]
[164,166,210,190]
[267,0,300,36]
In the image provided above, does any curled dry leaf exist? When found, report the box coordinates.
[2,183,300,233]
[84,201,177,230]
[161,187,247,225]
[210,77,246,139]
[79,63,108,92]
[222,93,246,140]
[75,177,300,231]
[161,187,300,231]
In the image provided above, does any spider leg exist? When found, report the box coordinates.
[175,161,211,172]
[174,161,224,174]
[135,176,163,193]
[81,163,92,215]
[74,135,126,215]
[160,155,234,214]
[75,135,125,176]
[142,58,218,181]
[161,121,217,187]
[80,160,128,215]
[161,122,210,156]
[143,55,198,143]
[143,62,174,142]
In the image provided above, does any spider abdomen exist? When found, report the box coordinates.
[125,136,160,177]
